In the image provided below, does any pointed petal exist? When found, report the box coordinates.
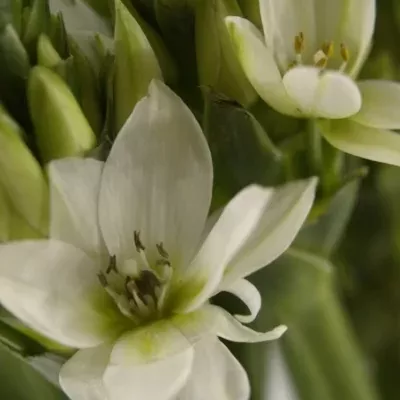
[99,80,212,267]
[221,178,317,287]
[0,240,126,348]
[211,305,287,343]
[283,67,361,119]
[259,0,317,69]
[340,0,376,77]
[176,336,250,400]
[319,119,400,167]
[60,344,111,400]
[173,179,316,312]
[173,185,275,312]
[223,279,261,324]
[104,320,195,400]
[49,158,106,258]
[352,80,400,129]
[225,16,300,117]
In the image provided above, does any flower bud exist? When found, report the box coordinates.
[195,0,257,107]
[28,66,96,162]
[114,0,163,131]
[0,105,49,236]
[37,34,62,68]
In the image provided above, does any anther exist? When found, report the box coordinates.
[340,43,350,62]
[314,49,328,68]
[134,230,146,252]
[98,272,108,287]
[106,255,117,274]
[322,41,334,58]
[294,32,304,65]
[156,242,169,259]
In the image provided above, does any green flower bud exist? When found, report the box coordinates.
[114,0,162,131]
[37,33,62,68]
[23,0,51,57]
[195,0,257,107]
[28,66,96,162]
[0,105,48,237]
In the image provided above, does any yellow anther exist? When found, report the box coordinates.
[340,43,350,62]
[294,32,305,54]
[313,49,328,68]
[315,57,328,68]
[322,41,334,58]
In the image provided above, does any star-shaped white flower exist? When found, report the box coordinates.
[0,80,316,400]
[226,0,400,166]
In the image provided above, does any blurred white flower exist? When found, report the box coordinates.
[227,0,400,166]
[0,80,316,400]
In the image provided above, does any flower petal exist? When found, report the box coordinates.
[319,119,400,167]
[60,344,111,400]
[104,320,195,400]
[259,0,317,69]
[49,158,106,258]
[225,16,300,117]
[283,66,362,119]
[173,179,316,312]
[352,80,400,129]
[172,185,276,312]
[221,178,317,287]
[176,336,250,400]
[99,80,212,268]
[223,279,261,324]
[339,0,376,77]
[0,240,126,348]
[211,305,287,343]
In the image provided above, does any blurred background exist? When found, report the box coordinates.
[1,0,400,399]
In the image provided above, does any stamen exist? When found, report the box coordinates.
[156,242,169,259]
[294,32,304,64]
[322,41,334,58]
[339,43,350,72]
[313,49,328,68]
[134,230,146,252]
[106,255,117,274]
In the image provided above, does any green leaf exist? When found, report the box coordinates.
[0,343,67,400]
[204,92,283,208]
[294,180,360,257]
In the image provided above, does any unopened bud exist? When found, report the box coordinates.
[114,0,162,132]
[196,0,257,107]
[37,34,62,68]
[28,66,96,162]
[0,105,49,236]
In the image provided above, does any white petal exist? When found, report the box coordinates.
[283,67,362,119]
[173,185,276,313]
[211,305,287,343]
[225,17,300,117]
[221,178,317,287]
[0,240,126,348]
[176,336,250,400]
[319,119,400,167]
[99,80,213,267]
[259,0,317,69]
[104,320,195,400]
[49,158,106,258]
[352,80,400,129]
[223,279,261,324]
[340,0,376,77]
[60,344,111,400]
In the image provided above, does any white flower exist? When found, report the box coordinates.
[0,80,317,400]
[226,0,400,167]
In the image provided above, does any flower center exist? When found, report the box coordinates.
[98,231,172,324]
[290,32,350,73]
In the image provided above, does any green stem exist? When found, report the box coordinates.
[306,119,323,176]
